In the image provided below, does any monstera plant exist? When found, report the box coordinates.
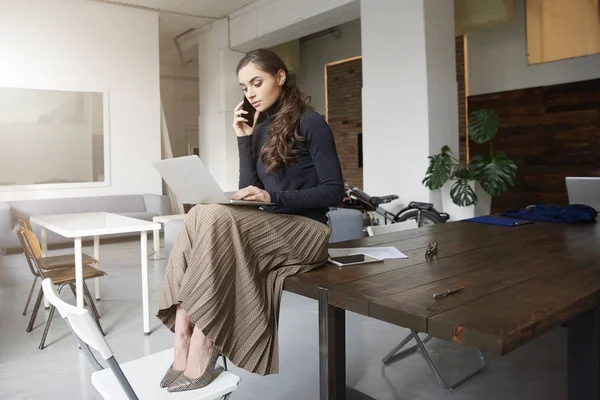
[422,109,517,207]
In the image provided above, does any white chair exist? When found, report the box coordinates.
[365,220,417,237]
[41,278,240,400]
[366,222,486,390]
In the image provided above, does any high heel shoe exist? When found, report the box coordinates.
[159,364,183,388]
[167,346,221,393]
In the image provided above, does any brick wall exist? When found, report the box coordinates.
[325,58,363,189]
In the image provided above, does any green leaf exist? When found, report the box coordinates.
[422,146,453,190]
[467,154,487,180]
[471,151,517,196]
[452,163,476,181]
[450,178,478,207]
[468,109,499,144]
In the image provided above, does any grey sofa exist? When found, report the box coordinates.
[0,194,171,250]
[163,207,364,260]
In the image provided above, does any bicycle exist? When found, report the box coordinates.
[341,184,449,227]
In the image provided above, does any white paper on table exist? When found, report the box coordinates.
[328,246,408,260]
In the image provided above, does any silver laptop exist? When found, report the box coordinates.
[565,177,600,210]
[153,155,273,206]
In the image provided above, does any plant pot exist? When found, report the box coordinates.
[440,180,492,222]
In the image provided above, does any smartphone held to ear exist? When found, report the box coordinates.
[242,97,256,127]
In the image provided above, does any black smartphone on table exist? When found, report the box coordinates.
[328,254,384,268]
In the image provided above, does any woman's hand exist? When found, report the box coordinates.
[233,100,260,137]
[232,185,271,203]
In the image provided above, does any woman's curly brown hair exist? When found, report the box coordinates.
[236,49,312,174]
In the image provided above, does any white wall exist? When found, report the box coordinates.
[0,0,161,201]
[160,53,200,158]
[160,75,199,157]
[468,0,600,96]
[296,18,361,115]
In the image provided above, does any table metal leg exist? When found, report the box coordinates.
[147,226,165,260]
[318,287,375,400]
[74,237,84,309]
[153,228,160,253]
[567,294,599,400]
[94,236,100,300]
[141,231,150,335]
[40,228,47,256]
[319,287,345,399]
[41,228,50,309]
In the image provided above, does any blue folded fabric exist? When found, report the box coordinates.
[463,216,533,227]
[500,204,597,223]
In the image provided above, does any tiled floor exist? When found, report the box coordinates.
[0,239,567,399]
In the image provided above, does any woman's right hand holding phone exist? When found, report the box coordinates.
[233,100,260,137]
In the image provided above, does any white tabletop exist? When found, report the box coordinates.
[30,212,161,238]
[153,214,186,224]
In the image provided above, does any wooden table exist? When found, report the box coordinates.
[284,220,600,400]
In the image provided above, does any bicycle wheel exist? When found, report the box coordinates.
[394,209,444,227]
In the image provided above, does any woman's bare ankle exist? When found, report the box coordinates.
[183,328,215,378]
[172,331,191,370]
[172,307,194,370]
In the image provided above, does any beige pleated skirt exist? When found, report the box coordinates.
[157,204,331,376]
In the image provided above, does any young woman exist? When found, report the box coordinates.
[157,48,345,392]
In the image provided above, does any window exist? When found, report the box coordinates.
[0,87,109,190]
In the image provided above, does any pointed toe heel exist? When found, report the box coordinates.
[159,365,183,388]
[167,347,221,393]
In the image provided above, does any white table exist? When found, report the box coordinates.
[30,212,161,335]
[148,214,186,260]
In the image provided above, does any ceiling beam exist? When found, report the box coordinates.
[86,0,219,19]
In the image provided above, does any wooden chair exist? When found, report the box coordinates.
[366,221,487,389]
[41,278,241,400]
[17,227,106,349]
[16,216,97,316]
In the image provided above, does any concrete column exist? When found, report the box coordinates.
[361,0,458,210]
[197,19,244,191]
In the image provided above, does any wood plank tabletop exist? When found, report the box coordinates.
[283,220,600,356]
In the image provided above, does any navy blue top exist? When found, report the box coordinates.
[237,105,345,224]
